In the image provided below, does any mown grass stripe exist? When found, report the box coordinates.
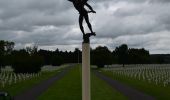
[38,65,127,100]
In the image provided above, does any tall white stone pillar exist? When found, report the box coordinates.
[82,42,90,100]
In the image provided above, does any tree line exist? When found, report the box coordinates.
[0,40,169,73]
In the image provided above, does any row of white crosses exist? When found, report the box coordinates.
[0,68,41,88]
[0,65,67,88]
[104,64,170,87]
[41,65,61,72]
[0,72,41,88]
[41,64,68,72]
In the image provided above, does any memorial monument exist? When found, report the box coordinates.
[68,0,96,100]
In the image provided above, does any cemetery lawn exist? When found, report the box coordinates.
[38,66,127,100]
[100,70,170,100]
[0,70,62,96]
[91,72,127,100]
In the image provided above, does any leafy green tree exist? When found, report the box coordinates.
[0,40,5,55]
[0,40,14,72]
[91,46,113,68]
[128,48,150,64]
[115,44,128,67]
[0,41,5,71]
[73,48,82,63]
[5,41,15,55]
[12,55,44,73]
[37,49,53,65]
[11,49,44,73]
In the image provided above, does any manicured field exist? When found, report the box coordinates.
[91,72,127,100]
[4,64,165,100]
[0,68,62,96]
[101,67,170,100]
[38,66,127,100]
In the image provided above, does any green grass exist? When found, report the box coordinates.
[38,66,127,100]
[38,66,82,100]
[101,70,170,100]
[0,70,62,96]
[91,72,127,100]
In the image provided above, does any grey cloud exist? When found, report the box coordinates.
[148,0,170,3]
[94,1,170,39]
[0,0,170,54]
[0,8,76,32]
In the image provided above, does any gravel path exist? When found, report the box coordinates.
[14,65,73,100]
[94,71,155,100]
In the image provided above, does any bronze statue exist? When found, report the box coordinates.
[68,0,96,42]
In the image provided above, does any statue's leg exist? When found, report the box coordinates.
[79,15,85,35]
[84,13,94,33]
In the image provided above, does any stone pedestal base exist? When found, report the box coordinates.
[82,43,90,100]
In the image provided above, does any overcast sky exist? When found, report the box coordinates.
[0,0,170,54]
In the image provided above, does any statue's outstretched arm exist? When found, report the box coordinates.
[85,3,96,13]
